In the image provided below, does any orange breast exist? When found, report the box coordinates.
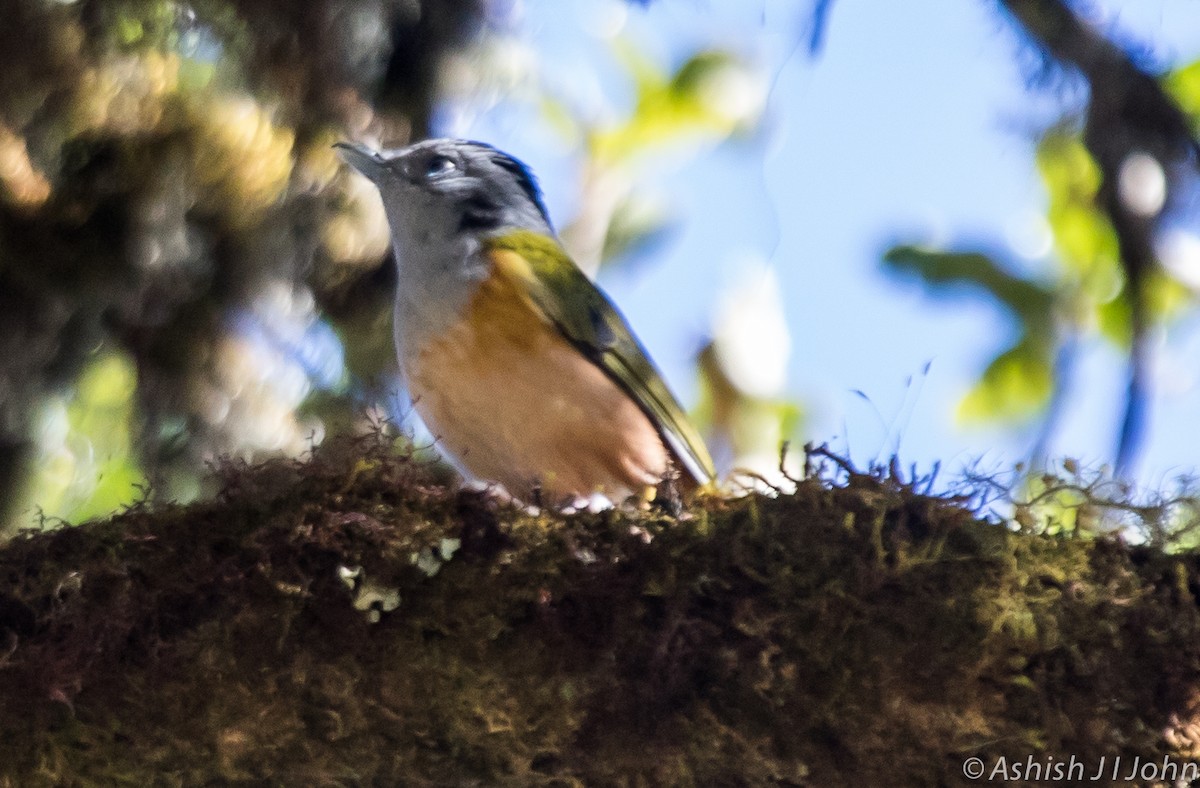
[406,252,669,502]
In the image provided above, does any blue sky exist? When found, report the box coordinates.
[444,0,1200,487]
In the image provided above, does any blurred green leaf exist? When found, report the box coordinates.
[23,352,147,525]
[1096,295,1131,346]
[1146,271,1192,322]
[65,353,146,521]
[1164,58,1200,120]
[959,338,1054,424]
[593,48,761,162]
[1036,131,1120,277]
[671,50,741,101]
[884,246,1058,425]
[1097,272,1191,347]
[883,246,1056,325]
[117,18,146,47]
[105,0,183,51]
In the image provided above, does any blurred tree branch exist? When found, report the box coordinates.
[998,0,1200,476]
[805,0,836,56]
[6,440,1200,783]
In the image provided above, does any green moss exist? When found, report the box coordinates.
[2,439,1200,785]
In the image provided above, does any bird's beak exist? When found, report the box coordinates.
[333,141,386,181]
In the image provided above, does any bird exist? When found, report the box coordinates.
[334,138,714,505]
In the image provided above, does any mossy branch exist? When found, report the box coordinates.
[2,438,1200,785]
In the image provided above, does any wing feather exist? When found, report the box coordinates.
[485,231,715,485]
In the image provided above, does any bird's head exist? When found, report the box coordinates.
[334,138,553,248]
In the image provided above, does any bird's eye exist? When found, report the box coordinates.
[425,154,457,178]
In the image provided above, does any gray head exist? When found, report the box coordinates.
[334,138,556,361]
[334,138,554,246]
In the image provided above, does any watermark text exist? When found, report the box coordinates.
[962,754,1199,783]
